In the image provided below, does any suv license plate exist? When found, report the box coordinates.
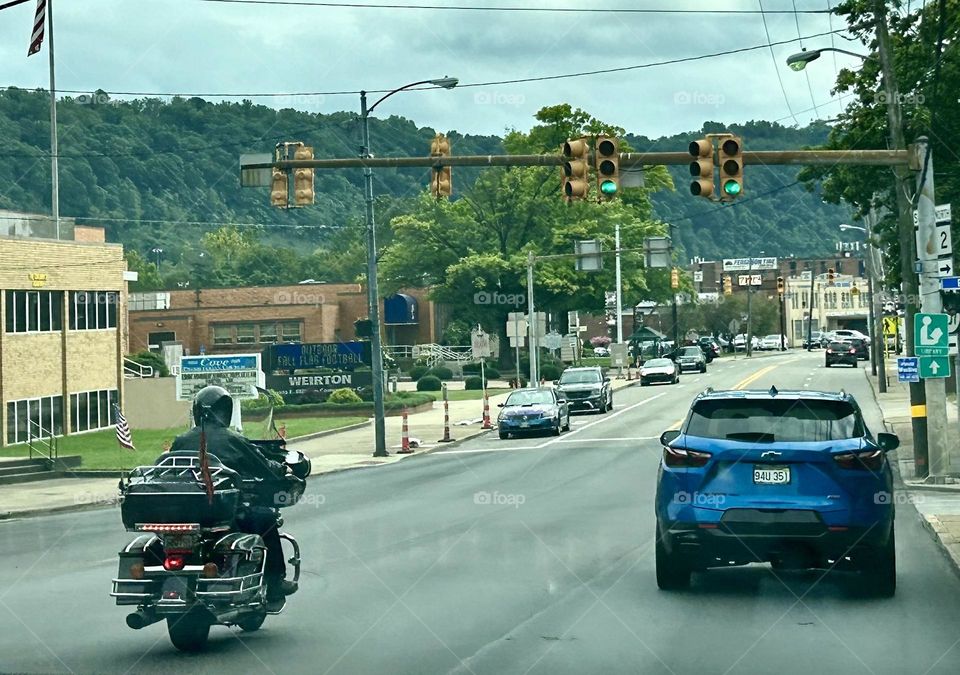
[753,466,790,484]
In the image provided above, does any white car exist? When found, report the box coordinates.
[832,329,869,341]
[592,346,610,357]
[732,334,760,351]
[759,334,787,350]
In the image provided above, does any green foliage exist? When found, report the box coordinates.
[464,376,486,390]
[540,364,562,382]
[327,388,363,404]
[126,350,170,377]
[427,366,454,381]
[416,375,443,391]
[240,388,285,412]
[408,365,430,381]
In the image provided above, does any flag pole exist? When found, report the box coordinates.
[46,0,60,239]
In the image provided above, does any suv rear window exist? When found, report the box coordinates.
[558,370,600,384]
[685,398,864,442]
[681,347,700,356]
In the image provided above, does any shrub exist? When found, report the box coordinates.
[241,389,285,412]
[590,336,612,348]
[427,366,454,381]
[408,365,430,381]
[540,364,562,382]
[464,375,486,390]
[327,388,363,404]
[127,350,170,377]
[462,361,501,379]
[416,375,442,391]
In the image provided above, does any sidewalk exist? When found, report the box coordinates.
[0,379,639,520]
[864,358,960,576]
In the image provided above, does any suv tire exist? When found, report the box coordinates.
[655,524,691,590]
[860,528,896,597]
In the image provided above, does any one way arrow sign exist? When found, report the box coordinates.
[920,356,951,379]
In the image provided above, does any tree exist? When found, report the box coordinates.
[125,250,162,291]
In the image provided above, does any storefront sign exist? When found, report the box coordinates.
[177,354,262,400]
[262,342,372,371]
[265,371,373,401]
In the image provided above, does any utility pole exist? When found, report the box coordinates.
[526,251,538,386]
[806,263,816,351]
[874,0,928,477]
[614,221,624,373]
[746,257,754,357]
[914,138,951,476]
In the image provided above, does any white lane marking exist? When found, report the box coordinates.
[536,392,667,448]
[436,446,541,455]
[556,436,660,443]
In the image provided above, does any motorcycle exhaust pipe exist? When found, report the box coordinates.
[126,609,161,630]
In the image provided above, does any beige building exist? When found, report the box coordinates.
[0,229,130,447]
[785,272,871,346]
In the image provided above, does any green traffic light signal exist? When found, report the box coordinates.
[600,179,618,196]
[723,180,741,196]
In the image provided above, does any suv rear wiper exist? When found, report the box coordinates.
[726,432,775,442]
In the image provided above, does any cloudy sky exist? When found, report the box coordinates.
[0,0,870,140]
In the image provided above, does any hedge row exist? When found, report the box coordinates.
[245,392,435,417]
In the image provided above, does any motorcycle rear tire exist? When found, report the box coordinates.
[167,611,211,652]
[238,611,267,632]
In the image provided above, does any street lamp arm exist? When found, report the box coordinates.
[367,77,458,115]
[823,47,874,61]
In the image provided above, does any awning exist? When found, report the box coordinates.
[384,293,419,325]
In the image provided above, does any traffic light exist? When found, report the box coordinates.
[776,276,785,295]
[827,267,835,285]
[430,133,452,199]
[718,135,743,201]
[562,138,590,201]
[688,139,714,200]
[671,268,680,289]
[293,145,314,206]
[595,136,619,201]
[270,168,288,208]
[354,318,373,338]
[722,275,733,296]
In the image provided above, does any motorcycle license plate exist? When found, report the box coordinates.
[753,466,790,485]
[162,534,196,550]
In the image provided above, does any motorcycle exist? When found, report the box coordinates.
[111,438,310,651]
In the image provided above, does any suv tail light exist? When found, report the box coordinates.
[848,348,856,354]
[833,449,883,471]
[664,446,711,468]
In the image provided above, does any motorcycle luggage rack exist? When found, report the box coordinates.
[127,455,235,491]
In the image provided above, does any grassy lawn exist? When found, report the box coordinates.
[435,388,511,401]
[0,416,366,471]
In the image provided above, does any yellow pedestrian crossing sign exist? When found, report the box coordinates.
[882,317,898,337]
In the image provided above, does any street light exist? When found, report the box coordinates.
[151,247,163,272]
[785,47,873,71]
[360,76,458,458]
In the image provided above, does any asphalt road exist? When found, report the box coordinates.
[3,351,960,674]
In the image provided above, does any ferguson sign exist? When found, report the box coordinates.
[722,257,778,272]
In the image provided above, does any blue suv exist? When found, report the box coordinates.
[654,387,899,595]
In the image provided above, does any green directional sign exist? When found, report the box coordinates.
[914,312,950,356]
[919,356,951,379]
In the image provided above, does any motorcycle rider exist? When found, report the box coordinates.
[168,385,297,608]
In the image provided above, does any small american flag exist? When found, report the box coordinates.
[114,404,135,451]
[27,0,45,56]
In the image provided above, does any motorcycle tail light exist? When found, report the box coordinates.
[202,562,219,578]
[163,555,186,571]
[129,562,145,580]
[663,446,711,468]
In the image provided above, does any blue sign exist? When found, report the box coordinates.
[181,355,259,373]
[897,357,920,383]
[941,276,960,291]
[263,342,372,371]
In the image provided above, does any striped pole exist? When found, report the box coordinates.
[481,393,492,430]
[397,406,412,454]
[438,383,454,442]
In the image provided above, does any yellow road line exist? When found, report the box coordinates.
[733,364,780,390]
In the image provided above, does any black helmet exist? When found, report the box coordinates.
[192,385,233,427]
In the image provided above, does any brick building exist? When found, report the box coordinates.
[0,227,131,447]
[128,284,441,356]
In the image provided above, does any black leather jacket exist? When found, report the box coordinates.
[169,424,285,481]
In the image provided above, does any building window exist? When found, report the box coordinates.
[6,395,64,445]
[69,389,118,434]
[4,290,64,333]
[280,321,301,342]
[236,324,256,344]
[129,292,170,311]
[841,292,852,309]
[259,323,277,343]
[791,292,799,310]
[212,325,233,345]
[69,291,118,330]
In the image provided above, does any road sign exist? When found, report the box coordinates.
[239,153,273,187]
[897,357,919,383]
[882,316,898,337]
[920,355,951,379]
[942,276,960,291]
[543,331,563,351]
[935,259,955,277]
[506,312,528,338]
[915,312,950,356]
[950,333,958,357]
[609,343,628,367]
[737,274,762,286]
[643,237,671,269]
[178,354,262,401]
[693,270,703,282]
[471,330,491,358]
[723,257,778,272]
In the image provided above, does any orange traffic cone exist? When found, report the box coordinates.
[397,407,413,453]
[482,393,493,430]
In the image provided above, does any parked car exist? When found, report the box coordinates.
[825,340,858,367]
[833,329,869,342]
[639,358,680,386]
[732,334,760,352]
[592,346,610,357]
[654,388,899,595]
[497,387,570,438]
[675,346,707,373]
[555,366,613,414]
[697,337,721,360]
[759,334,788,351]
[847,337,870,361]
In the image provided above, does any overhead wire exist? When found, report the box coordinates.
[792,0,821,118]
[758,0,802,126]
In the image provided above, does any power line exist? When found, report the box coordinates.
[197,0,832,14]
[792,0,821,118]
[757,0,801,126]
[0,28,845,99]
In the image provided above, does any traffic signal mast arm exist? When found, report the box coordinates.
[249,148,911,171]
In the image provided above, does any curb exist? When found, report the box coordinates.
[287,419,372,444]
[916,511,960,579]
